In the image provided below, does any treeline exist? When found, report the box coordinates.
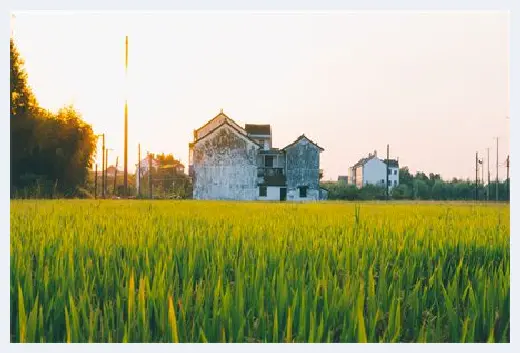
[11,39,97,198]
[323,167,510,201]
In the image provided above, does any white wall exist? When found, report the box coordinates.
[287,188,320,201]
[362,157,387,187]
[388,167,399,188]
[258,186,283,200]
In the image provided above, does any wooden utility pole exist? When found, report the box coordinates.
[101,134,105,199]
[475,151,478,201]
[386,144,389,200]
[507,155,510,201]
[105,149,109,197]
[113,156,119,196]
[487,148,490,201]
[496,137,499,201]
[123,36,129,197]
[94,163,98,199]
[137,144,141,197]
[481,157,484,197]
[148,152,152,199]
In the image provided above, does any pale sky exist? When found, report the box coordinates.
[11,11,509,180]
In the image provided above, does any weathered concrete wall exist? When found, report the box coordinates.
[193,125,259,200]
[285,138,321,200]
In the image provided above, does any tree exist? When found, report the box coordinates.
[10,39,97,197]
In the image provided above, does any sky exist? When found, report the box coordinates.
[11,11,510,181]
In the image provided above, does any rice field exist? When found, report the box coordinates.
[10,200,510,343]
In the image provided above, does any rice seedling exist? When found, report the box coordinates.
[10,200,510,342]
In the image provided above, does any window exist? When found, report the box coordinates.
[265,155,274,167]
[259,186,267,197]
[258,140,265,149]
[394,169,397,175]
[381,179,385,185]
[388,169,392,175]
[299,186,308,198]
[394,180,397,186]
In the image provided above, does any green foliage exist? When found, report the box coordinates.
[10,39,97,198]
[324,168,509,201]
[10,201,510,342]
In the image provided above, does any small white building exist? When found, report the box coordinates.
[349,150,399,189]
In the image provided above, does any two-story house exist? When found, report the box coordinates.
[349,150,399,189]
[189,110,325,201]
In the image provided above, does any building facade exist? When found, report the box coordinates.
[349,150,399,189]
[189,110,325,201]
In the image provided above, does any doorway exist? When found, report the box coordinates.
[280,187,287,201]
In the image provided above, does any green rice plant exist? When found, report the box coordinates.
[10,200,510,343]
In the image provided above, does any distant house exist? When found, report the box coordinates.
[105,166,122,178]
[188,110,325,201]
[349,150,399,189]
[338,175,348,184]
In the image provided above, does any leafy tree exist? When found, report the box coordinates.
[10,39,96,197]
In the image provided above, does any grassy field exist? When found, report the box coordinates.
[10,200,510,343]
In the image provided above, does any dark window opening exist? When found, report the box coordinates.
[259,186,267,197]
[394,169,397,175]
[265,155,274,167]
[299,186,308,198]
[388,169,392,175]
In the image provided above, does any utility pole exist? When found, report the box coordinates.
[487,148,490,201]
[94,163,98,199]
[481,156,484,198]
[148,152,152,199]
[105,149,109,197]
[507,155,510,201]
[475,151,478,201]
[105,148,113,197]
[113,156,119,196]
[386,144,389,200]
[137,144,141,197]
[123,36,129,197]
[496,137,499,201]
[99,134,105,199]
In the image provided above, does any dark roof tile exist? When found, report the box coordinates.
[245,124,271,136]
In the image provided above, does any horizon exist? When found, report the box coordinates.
[11,11,510,181]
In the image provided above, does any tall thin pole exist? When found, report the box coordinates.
[487,148,490,201]
[148,152,152,199]
[101,134,105,199]
[496,137,499,201]
[386,144,389,200]
[475,151,478,201]
[507,155,510,201]
[94,163,98,199]
[137,144,141,197]
[124,36,129,197]
[105,149,109,197]
[113,156,119,196]
[481,156,484,196]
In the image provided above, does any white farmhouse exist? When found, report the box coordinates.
[349,150,399,189]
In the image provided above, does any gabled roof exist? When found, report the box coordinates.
[352,157,368,169]
[193,120,262,148]
[384,159,399,168]
[194,110,246,140]
[282,134,324,152]
[245,124,271,136]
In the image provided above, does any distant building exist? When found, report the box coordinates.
[188,110,325,201]
[349,150,399,189]
[338,175,348,184]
